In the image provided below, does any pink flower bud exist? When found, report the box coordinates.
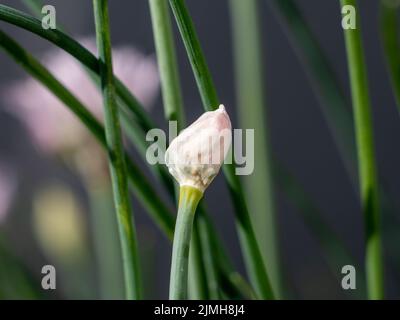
[165,105,232,192]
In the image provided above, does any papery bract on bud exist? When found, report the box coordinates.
[165,105,232,193]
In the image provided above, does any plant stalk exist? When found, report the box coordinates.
[148,0,185,128]
[340,0,384,300]
[93,0,141,299]
[169,186,202,300]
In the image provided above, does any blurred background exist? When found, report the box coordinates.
[0,0,399,299]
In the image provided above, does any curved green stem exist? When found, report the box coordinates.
[169,0,275,299]
[169,186,202,300]
[93,0,141,299]
[340,0,384,300]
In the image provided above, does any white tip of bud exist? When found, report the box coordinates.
[165,105,232,192]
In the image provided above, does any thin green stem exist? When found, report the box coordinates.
[148,0,185,129]
[169,0,275,299]
[168,0,218,109]
[93,0,141,299]
[229,0,281,297]
[169,186,202,300]
[340,0,384,300]
[380,0,400,117]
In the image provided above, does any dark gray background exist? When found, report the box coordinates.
[0,0,399,299]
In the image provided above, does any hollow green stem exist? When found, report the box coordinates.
[93,0,141,299]
[380,0,400,117]
[148,0,185,128]
[168,0,218,108]
[169,186,203,300]
[340,0,384,300]
[169,0,275,299]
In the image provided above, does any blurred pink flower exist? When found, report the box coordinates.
[2,37,159,155]
[0,163,17,223]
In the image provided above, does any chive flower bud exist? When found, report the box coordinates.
[165,104,232,193]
